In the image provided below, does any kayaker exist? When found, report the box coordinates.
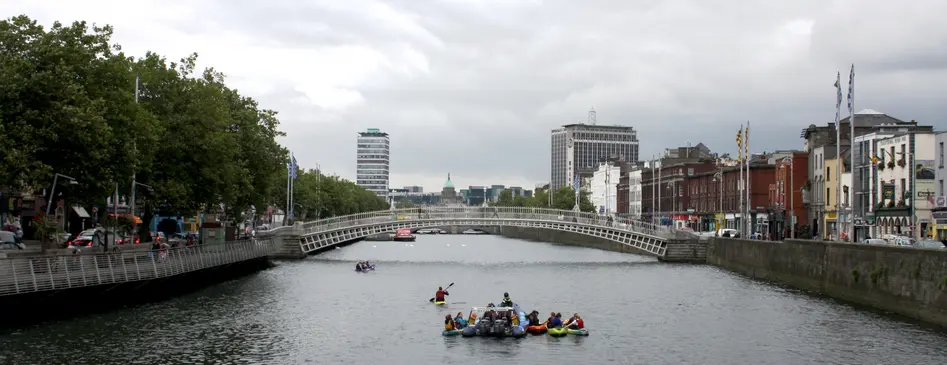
[528,311,541,326]
[355,262,363,272]
[563,313,584,329]
[500,292,513,307]
[444,314,456,331]
[547,312,563,328]
[454,312,467,328]
[434,286,449,302]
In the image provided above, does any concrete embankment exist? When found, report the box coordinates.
[707,237,947,327]
[0,256,273,328]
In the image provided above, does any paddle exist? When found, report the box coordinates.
[429,282,454,302]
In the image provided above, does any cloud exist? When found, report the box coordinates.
[6,0,947,193]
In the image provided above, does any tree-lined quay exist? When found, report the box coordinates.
[0,15,385,235]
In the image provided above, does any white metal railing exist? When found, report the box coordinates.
[0,239,276,297]
[298,207,682,239]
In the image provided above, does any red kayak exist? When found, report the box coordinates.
[526,324,547,334]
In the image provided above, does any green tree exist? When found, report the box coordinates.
[0,16,139,204]
[491,186,593,212]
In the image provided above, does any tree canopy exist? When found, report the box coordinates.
[0,15,383,223]
[276,169,389,221]
[492,186,595,212]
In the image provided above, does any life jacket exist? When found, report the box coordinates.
[445,319,455,330]
[574,318,584,329]
[435,290,446,300]
[501,297,513,306]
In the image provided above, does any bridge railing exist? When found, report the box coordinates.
[0,239,275,297]
[298,207,679,238]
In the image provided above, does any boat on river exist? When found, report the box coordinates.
[393,229,416,242]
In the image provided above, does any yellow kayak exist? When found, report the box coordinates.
[434,300,447,305]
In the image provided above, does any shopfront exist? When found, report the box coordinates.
[933,210,947,240]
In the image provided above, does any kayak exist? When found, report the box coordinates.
[442,329,462,336]
[547,327,568,337]
[566,328,590,336]
[526,324,547,334]
[434,300,447,306]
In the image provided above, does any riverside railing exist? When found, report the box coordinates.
[295,207,682,239]
[0,239,275,297]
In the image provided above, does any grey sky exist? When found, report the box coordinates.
[8,0,947,192]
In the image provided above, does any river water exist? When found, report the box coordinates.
[1,235,947,364]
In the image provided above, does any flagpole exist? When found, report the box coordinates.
[745,121,751,237]
[737,126,743,235]
[848,65,856,242]
[652,155,656,225]
[658,153,662,226]
[290,153,296,221]
[834,71,842,241]
[285,157,291,226]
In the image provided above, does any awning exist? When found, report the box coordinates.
[72,206,91,218]
[108,213,143,224]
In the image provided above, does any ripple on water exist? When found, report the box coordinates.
[1,235,947,364]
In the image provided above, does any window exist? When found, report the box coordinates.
[940,180,944,196]
[826,188,830,206]
[901,178,907,199]
[941,142,944,168]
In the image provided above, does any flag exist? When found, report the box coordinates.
[573,175,580,192]
[736,127,744,160]
[834,71,842,121]
[847,64,855,112]
[291,155,298,179]
[288,154,298,180]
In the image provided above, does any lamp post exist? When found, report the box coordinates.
[45,173,78,216]
[130,182,153,238]
[714,170,723,231]
[780,157,795,239]
[667,181,675,228]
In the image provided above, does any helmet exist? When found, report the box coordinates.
[503,292,509,297]
[488,303,495,307]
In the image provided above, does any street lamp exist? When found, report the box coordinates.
[780,157,795,238]
[713,171,723,231]
[45,173,78,216]
[129,182,154,236]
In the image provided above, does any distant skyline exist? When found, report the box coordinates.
[8,0,947,193]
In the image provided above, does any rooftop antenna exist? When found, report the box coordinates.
[588,107,597,125]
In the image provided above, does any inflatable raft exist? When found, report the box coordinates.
[526,324,547,334]
[442,329,462,336]
[566,328,589,336]
[547,327,568,337]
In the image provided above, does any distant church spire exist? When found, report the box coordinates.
[448,173,451,181]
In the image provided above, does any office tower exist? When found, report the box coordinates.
[357,128,390,199]
[550,122,639,192]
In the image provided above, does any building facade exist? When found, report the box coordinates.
[590,162,622,215]
[802,110,922,240]
[356,128,390,198]
[933,132,947,239]
[550,123,639,192]
[874,132,936,239]
[770,152,809,239]
[628,168,642,219]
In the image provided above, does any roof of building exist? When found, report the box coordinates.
[443,173,454,189]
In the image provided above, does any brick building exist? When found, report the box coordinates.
[688,158,776,235]
[769,152,810,239]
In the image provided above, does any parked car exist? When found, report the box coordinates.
[913,240,946,249]
[0,230,24,250]
[861,238,888,245]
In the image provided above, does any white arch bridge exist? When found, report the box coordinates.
[266,207,701,260]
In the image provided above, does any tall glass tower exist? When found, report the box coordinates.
[357,128,390,199]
